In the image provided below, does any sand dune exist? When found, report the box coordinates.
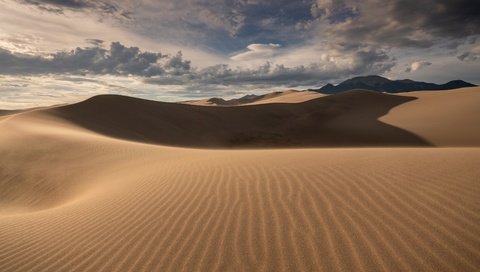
[183,87,480,147]
[381,87,480,146]
[46,90,428,147]
[1,89,480,271]
[247,90,324,105]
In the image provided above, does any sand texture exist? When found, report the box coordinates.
[1,89,480,271]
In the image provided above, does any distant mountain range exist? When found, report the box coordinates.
[207,94,269,106]
[313,75,476,94]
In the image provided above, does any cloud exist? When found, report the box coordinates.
[0,41,395,87]
[164,51,191,75]
[230,43,281,61]
[246,44,282,51]
[104,0,318,51]
[0,33,43,55]
[313,0,480,49]
[17,0,133,20]
[23,0,93,9]
[0,42,168,76]
[8,0,480,54]
[458,46,480,62]
[310,0,359,23]
[147,48,395,87]
[405,61,432,73]
[85,39,104,46]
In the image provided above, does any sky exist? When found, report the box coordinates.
[0,0,479,109]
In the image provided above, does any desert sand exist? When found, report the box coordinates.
[1,88,479,271]
[248,90,324,105]
[381,87,480,146]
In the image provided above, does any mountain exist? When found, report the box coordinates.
[206,93,266,106]
[206,92,286,106]
[314,75,476,94]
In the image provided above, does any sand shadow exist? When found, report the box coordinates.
[48,90,432,148]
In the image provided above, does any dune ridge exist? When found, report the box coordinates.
[1,88,480,271]
[46,90,429,147]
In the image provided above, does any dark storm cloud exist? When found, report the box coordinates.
[310,0,359,23]
[390,0,480,38]
[0,42,167,76]
[164,52,192,76]
[121,0,319,52]
[236,0,314,34]
[315,0,480,48]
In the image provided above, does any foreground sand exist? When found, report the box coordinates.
[1,89,480,271]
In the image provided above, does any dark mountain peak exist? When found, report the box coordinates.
[444,80,476,87]
[342,75,391,86]
[207,94,264,106]
[241,94,258,99]
[207,97,226,104]
[396,79,415,83]
[316,76,476,94]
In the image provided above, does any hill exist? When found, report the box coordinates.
[314,75,476,94]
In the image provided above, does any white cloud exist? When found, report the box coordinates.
[230,43,281,61]
[406,61,432,73]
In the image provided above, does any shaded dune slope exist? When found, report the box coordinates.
[48,90,430,147]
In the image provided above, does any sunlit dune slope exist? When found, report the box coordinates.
[381,87,480,146]
[247,90,324,105]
